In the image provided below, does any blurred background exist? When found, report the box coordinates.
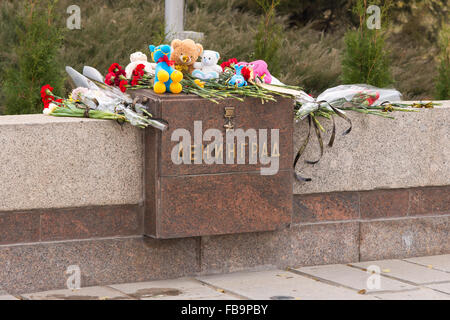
[0,0,448,114]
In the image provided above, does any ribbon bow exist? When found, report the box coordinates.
[157,55,175,66]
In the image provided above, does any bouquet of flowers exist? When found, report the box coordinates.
[41,67,168,131]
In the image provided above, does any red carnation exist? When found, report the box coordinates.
[241,66,252,81]
[105,72,116,85]
[220,58,238,71]
[119,80,128,93]
[106,62,132,88]
[40,84,63,108]
[134,64,145,76]
[130,64,146,87]
[114,69,127,86]
[108,63,123,74]
[131,76,141,86]
[40,84,53,98]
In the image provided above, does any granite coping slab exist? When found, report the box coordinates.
[294,102,450,194]
[0,114,143,212]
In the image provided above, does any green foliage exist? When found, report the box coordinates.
[2,0,64,115]
[59,0,166,78]
[0,0,446,112]
[436,24,450,99]
[253,0,283,76]
[235,0,352,31]
[341,0,393,87]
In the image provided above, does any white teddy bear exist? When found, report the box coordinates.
[125,51,156,79]
[192,50,222,80]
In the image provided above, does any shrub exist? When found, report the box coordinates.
[253,0,283,76]
[436,24,450,100]
[2,0,64,115]
[341,0,393,87]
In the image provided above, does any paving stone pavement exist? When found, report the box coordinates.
[2,255,450,300]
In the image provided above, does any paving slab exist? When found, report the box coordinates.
[110,278,238,300]
[404,254,450,273]
[351,259,450,285]
[295,264,414,293]
[22,286,134,300]
[425,283,450,295]
[374,288,450,300]
[0,295,19,300]
[197,269,377,300]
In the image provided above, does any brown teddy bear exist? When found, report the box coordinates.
[171,39,203,75]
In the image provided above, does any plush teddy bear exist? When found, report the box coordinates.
[149,44,183,94]
[192,50,222,80]
[171,39,203,75]
[125,51,156,79]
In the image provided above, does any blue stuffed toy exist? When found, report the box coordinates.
[228,65,247,87]
[149,44,183,94]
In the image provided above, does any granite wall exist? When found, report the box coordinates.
[0,102,448,294]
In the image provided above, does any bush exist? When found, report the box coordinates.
[436,24,450,100]
[2,0,64,115]
[341,0,393,87]
[252,0,283,76]
[0,0,443,107]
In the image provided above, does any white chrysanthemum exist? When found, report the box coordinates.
[43,103,58,115]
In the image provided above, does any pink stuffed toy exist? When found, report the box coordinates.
[236,60,273,84]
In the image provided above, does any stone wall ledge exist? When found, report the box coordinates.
[0,114,143,212]
[0,101,448,212]
[294,101,450,194]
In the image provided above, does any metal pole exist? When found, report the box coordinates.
[165,0,184,40]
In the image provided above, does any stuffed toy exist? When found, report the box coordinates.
[171,39,203,74]
[236,60,283,85]
[149,44,183,94]
[228,65,247,87]
[192,50,223,80]
[125,52,156,79]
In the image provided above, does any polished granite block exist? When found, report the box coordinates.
[293,192,359,223]
[360,189,409,219]
[0,211,40,245]
[40,204,143,241]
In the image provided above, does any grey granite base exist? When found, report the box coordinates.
[1,215,449,294]
[360,215,450,261]
[0,236,200,295]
